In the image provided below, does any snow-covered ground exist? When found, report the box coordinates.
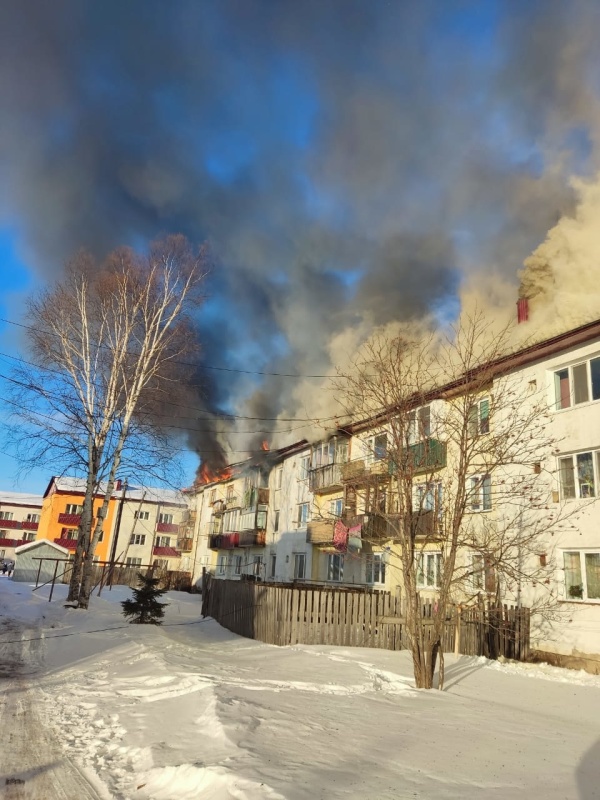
[1,578,599,800]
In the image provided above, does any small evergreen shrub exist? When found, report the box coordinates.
[121,572,168,625]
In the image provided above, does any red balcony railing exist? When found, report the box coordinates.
[0,519,22,529]
[54,537,78,550]
[156,522,179,534]
[58,513,81,526]
[21,521,39,531]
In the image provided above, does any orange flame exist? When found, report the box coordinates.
[196,463,233,485]
[261,440,269,451]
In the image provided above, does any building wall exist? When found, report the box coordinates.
[37,488,117,561]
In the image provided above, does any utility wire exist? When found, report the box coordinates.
[0,316,341,379]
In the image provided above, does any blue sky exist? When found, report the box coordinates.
[0,0,599,493]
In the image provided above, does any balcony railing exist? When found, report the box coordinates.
[177,537,194,552]
[156,522,179,533]
[238,530,266,547]
[308,463,344,494]
[21,520,39,531]
[225,494,239,507]
[58,513,81,526]
[209,533,239,550]
[0,519,22,529]
[389,439,447,476]
[306,519,335,546]
[54,536,78,550]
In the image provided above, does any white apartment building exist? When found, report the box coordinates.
[0,491,44,561]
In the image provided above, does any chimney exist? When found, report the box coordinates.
[517,297,529,324]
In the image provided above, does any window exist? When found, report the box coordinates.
[408,406,432,443]
[234,555,242,576]
[327,553,344,582]
[0,511,13,521]
[366,433,387,462]
[65,504,83,515]
[156,536,171,547]
[468,474,492,511]
[366,553,386,585]
[97,531,104,543]
[330,498,344,518]
[273,511,280,532]
[554,357,600,410]
[416,482,443,516]
[217,555,226,575]
[61,527,78,540]
[558,451,600,499]
[416,552,442,589]
[210,489,217,504]
[224,508,240,532]
[134,510,150,520]
[130,534,146,546]
[311,439,348,469]
[126,557,142,567]
[153,559,168,569]
[468,398,490,437]
[26,513,40,523]
[253,555,262,577]
[275,467,283,490]
[297,503,310,526]
[293,553,306,580]
[563,550,600,601]
[226,484,236,502]
[22,532,36,542]
[269,554,276,579]
[298,455,310,480]
[158,513,173,525]
[471,553,497,593]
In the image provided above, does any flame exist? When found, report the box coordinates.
[196,462,233,485]
[261,440,269,451]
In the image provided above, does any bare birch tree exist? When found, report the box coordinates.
[6,235,207,608]
[337,311,572,689]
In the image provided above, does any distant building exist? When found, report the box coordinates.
[0,490,44,562]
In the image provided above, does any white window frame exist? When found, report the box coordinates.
[253,555,262,577]
[330,498,344,518]
[365,432,387,463]
[217,555,226,575]
[327,553,344,582]
[553,356,600,411]
[415,481,443,516]
[416,551,442,589]
[125,556,142,567]
[156,535,171,547]
[269,553,276,579]
[293,552,306,580]
[26,513,40,523]
[297,502,310,527]
[129,533,146,546]
[135,510,150,520]
[0,511,13,521]
[562,549,600,602]
[468,473,492,512]
[471,553,497,594]
[65,504,83,515]
[408,405,432,444]
[158,512,174,525]
[298,455,310,481]
[558,450,600,500]
[366,553,386,585]
[468,398,490,437]
[234,555,243,576]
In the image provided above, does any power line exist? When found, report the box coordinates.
[0,316,341,379]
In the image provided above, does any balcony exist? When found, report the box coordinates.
[156,522,179,534]
[177,537,194,552]
[58,513,81,526]
[306,519,335,547]
[21,520,39,531]
[54,537,78,550]
[238,530,266,547]
[242,487,270,510]
[389,439,447,476]
[225,494,239,508]
[0,519,22,529]
[209,533,239,550]
[340,459,389,484]
[308,463,344,494]
[152,545,181,558]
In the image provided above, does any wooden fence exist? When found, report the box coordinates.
[202,577,530,660]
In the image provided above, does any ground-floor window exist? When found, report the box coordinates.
[416,551,442,589]
[293,553,306,580]
[366,553,386,585]
[234,555,242,575]
[217,555,226,575]
[471,553,497,594]
[327,553,344,582]
[269,554,276,579]
[563,550,600,601]
[126,557,142,567]
[253,555,262,577]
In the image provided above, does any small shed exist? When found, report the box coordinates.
[13,539,69,583]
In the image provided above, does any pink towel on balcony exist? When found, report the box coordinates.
[333,520,349,552]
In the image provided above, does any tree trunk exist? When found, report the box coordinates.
[67,475,96,602]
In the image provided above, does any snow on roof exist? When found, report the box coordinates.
[0,491,44,508]
[44,476,187,506]
[15,538,70,555]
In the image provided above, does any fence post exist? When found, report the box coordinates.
[454,605,461,656]
[48,559,59,603]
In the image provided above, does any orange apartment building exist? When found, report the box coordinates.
[37,476,120,561]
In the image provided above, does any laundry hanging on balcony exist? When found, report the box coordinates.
[333,519,349,552]
[347,522,362,553]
